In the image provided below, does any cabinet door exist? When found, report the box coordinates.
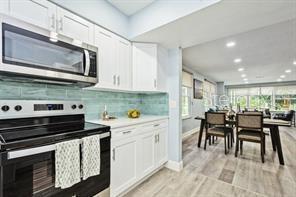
[116,37,131,90]
[95,27,117,89]
[137,131,156,178]
[57,7,94,45]
[0,0,9,15]
[9,0,56,31]
[111,137,137,197]
[132,43,157,91]
[155,128,168,166]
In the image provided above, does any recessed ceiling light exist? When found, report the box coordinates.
[285,69,292,73]
[293,60,296,65]
[244,81,249,84]
[280,75,286,78]
[226,41,236,48]
[241,74,246,78]
[234,58,242,63]
[277,78,282,82]
[243,78,248,81]
[238,68,244,72]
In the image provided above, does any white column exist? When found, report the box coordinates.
[166,48,183,171]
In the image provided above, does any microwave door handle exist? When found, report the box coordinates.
[84,49,90,76]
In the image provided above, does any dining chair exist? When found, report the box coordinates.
[235,113,265,163]
[204,112,232,154]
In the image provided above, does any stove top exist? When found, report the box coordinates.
[0,100,110,151]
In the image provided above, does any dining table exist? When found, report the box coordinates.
[195,116,290,165]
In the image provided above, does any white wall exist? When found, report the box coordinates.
[129,0,221,38]
[51,0,129,38]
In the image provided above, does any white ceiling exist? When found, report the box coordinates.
[183,19,296,85]
[131,0,296,49]
[129,0,296,85]
[107,0,155,16]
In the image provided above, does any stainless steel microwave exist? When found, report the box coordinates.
[0,20,98,87]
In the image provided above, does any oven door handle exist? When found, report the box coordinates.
[84,49,90,76]
[7,132,110,160]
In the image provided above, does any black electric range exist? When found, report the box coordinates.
[0,100,110,197]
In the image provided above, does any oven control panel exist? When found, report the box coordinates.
[0,100,85,119]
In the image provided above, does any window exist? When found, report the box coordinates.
[182,70,193,118]
[182,86,191,118]
[228,85,296,110]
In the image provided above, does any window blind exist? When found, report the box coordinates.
[182,71,193,88]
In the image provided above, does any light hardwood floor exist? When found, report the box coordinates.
[125,126,296,197]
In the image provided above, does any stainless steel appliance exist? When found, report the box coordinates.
[0,17,97,87]
[0,100,110,197]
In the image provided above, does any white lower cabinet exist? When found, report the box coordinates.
[111,137,137,197]
[111,119,168,197]
[155,128,168,166]
[137,131,155,177]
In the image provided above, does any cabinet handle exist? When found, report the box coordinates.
[122,130,131,134]
[155,135,158,143]
[59,17,63,31]
[112,148,115,161]
[154,79,157,88]
[50,14,55,29]
[117,75,120,86]
[153,124,160,127]
[157,134,160,143]
[113,75,116,85]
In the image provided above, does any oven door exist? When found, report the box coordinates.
[0,22,97,85]
[0,134,110,197]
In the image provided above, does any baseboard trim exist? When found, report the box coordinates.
[182,128,198,140]
[165,160,183,172]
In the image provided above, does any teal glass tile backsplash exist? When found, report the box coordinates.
[0,81,168,120]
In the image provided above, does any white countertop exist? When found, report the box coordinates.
[87,115,168,129]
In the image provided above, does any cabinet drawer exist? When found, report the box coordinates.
[140,120,168,132]
[112,126,138,139]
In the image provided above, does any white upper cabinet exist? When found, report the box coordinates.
[0,0,9,15]
[95,26,117,89]
[116,36,131,90]
[9,0,56,31]
[95,26,131,90]
[56,7,94,45]
[132,43,168,92]
[132,43,157,91]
